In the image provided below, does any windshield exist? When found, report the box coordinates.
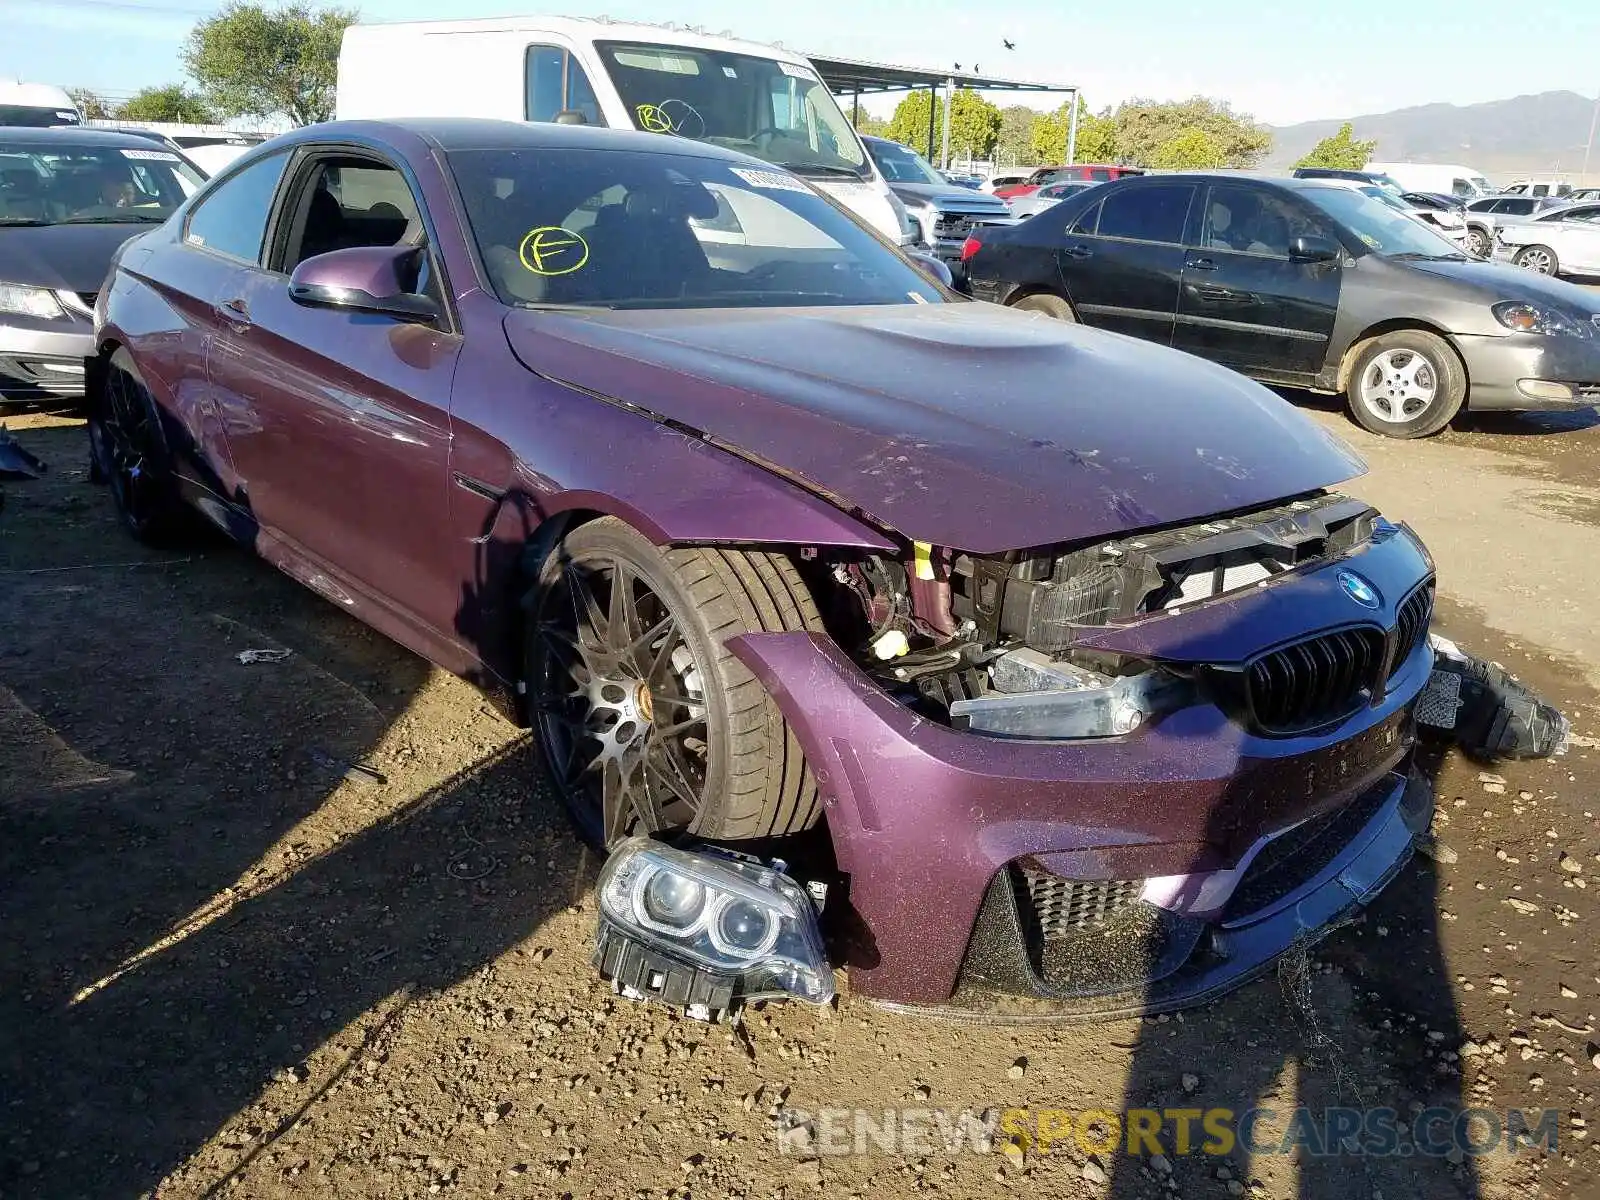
[1302,184,1463,257]
[0,104,80,128]
[868,140,945,186]
[449,146,943,311]
[594,41,870,180]
[0,140,204,225]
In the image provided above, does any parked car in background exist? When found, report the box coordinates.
[1462,194,1570,256]
[1005,178,1097,219]
[941,171,983,190]
[963,172,1600,438]
[0,80,81,128]
[1291,166,1402,193]
[1570,187,1600,203]
[0,126,203,405]
[981,170,1030,194]
[1493,202,1600,278]
[1341,181,1469,244]
[337,16,910,246]
[993,163,1143,201]
[1366,161,1492,199]
[89,116,1446,1015]
[863,135,1011,277]
[1503,178,1573,199]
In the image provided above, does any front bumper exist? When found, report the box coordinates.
[1452,330,1600,410]
[0,319,93,400]
[729,529,1436,1005]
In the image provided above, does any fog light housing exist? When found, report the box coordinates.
[594,838,833,1013]
[1516,379,1577,403]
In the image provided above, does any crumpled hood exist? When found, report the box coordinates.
[503,302,1367,553]
[0,223,148,294]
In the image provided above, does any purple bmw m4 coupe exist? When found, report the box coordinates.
[89,118,1439,1015]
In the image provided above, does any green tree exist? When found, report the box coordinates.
[1028,98,1117,165]
[852,111,889,138]
[1113,96,1271,168]
[117,84,215,124]
[182,2,357,126]
[67,88,113,120]
[1295,122,1377,170]
[885,89,1002,162]
[995,104,1037,166]
[1149,128,1225,169]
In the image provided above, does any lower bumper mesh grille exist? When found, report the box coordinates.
[1016,867,1140,939]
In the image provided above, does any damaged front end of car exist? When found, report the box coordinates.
[592,489,1567,1021]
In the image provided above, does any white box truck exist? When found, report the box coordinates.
[336,16,912,244]
[1364,162,1493,199]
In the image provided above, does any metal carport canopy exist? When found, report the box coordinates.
[804,55,1081,168]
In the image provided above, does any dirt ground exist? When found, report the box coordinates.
[3,404,1600,1200]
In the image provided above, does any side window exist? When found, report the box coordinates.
[1095,185,1194,244]
[1068,199,1102,235]
[184,151,290,263]
[525,45,604,125]
[280,158,422,270]
[1201,186,1318,256]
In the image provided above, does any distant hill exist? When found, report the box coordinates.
[1264,91,1598,182]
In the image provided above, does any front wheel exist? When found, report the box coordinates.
[1009,292,1077,322]
[1464,227,1490,257]
[86,348,188,543]
[525,518,824,849]
[1345,330,1467,439]
[1515,244,1560,276]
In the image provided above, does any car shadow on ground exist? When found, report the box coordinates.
[1273,385,1600,440]
[0,422,589,1198]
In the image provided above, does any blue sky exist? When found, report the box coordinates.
[7,0,1600,126]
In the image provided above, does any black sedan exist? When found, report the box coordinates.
[963,173,1600,438]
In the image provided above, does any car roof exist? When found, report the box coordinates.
[279,117,768,165]
[0,125,180,148]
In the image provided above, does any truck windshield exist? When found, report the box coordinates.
[594,41,870,180]
[868,140,946,186]
[0,105,80,128]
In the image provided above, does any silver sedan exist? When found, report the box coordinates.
[1007,179,1099,219]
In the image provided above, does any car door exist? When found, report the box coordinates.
[1055,181,1196,344]
[206,143,463,629]
[163,148,296,508]
[1172,183,1342,380]
[1548,206,1600,272]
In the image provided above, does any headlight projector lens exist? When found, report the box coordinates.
[642,870,705,927]
[716,898,776,955]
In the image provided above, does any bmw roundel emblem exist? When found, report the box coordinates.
[1337,570,1381,609]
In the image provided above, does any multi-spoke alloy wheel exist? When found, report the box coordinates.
[533,551,710,846]
[87,348,183,542]
[525,518,826,849]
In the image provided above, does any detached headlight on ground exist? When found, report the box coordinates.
[594,838,833,1015]
[1493,301,1591,338]
[0,283,65,320]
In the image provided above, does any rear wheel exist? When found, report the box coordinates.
[1009,292,1077,322]
[1345,330,1466,439]
[1514,244,1559,276]
[86,348,187,543]
[525,517,824,849]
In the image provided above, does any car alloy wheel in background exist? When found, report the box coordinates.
[1514,245,1559,276]
[1464,227,1490,257]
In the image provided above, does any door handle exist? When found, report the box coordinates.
[1185,256,1220,271]
[1061,243,1093,260]
[217,297,251,324]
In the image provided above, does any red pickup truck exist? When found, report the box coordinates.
[993,164,1145,201]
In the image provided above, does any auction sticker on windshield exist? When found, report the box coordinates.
[120,149,180,162]
[778,62,818,80]
[729,167,809,194]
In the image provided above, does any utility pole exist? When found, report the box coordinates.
[940,77,954,170]
[1583,90,1600,187]
[1066,87,1080,166]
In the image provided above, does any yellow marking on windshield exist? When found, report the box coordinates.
[636,103,675,134]
[519,226,590,276]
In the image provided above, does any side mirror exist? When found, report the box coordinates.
[906,250,953,288]
[1289,234,1340,264]
[288,244,440,323]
